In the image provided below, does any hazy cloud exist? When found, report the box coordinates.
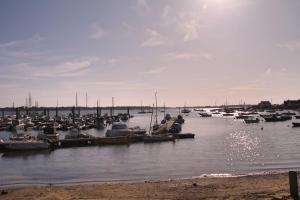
[277,40,300,51]
[141,66,166,74]
[165,52,213,61]
[265,68,272,76]
[133,0,150,15]
[141,29,167,47]
[0,34,44,49]
[89,23,105,39]
[15,57,99,78]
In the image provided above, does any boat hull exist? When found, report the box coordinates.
[173,133,195,139]
[292,123,300,128]
[0,141,50,151]
[143,135,175,143]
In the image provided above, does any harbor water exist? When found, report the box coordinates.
[1,108,300,186]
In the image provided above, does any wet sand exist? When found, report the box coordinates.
[0,173,294,200]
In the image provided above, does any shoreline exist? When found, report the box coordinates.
[0,172,295,200]
[0,170,289,188]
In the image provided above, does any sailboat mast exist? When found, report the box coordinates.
[155,92,158,125]
[149,104,154,135]
[86,92,88,108]
[96,100,99,118]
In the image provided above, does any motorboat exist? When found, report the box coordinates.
[37,125,59,143]
[223,113,234,117]
[94,117,106,129]
[264,115,292,122]
[181,109,191,114]
[106,123,145,137]
[292,122,300,127]
[244,118,260,124]
[199,113,212,117]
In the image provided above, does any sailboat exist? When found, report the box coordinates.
[143,93,174,143]
[94,100,105,129]
[181,102,191,114]
[138,100,146,114]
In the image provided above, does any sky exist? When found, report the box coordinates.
[0,0,299,107]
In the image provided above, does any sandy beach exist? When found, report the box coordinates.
[0,173,295,200]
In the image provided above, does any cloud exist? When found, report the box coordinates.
[80,81,124,86]
[277,40,300,51]
[0,83,19,90]
[229,81,264,91]
[165,52,213,60]
[280,67,287,72]
[0,34,46,59]
[160,6,202,42]
[14,57,98,78]
[34,59,95,77]
[162,5,170,18]
[0,34,44,49]
[64,80,149,91]
[132,0,150,16]
[265,68,271,76]
[89,23,105,39]
[141,29,167,47]
[141,66,166,75]
[183,18,201,42]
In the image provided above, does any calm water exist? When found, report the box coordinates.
[1,108,300,186]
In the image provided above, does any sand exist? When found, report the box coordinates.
[0,173,295,200]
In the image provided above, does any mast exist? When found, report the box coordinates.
[28,92,32,108]
[55,106,58,118]
[112,97,114,116]
[72,106,75,125]
[163,102,166,118]
[96,100,99,118]
[16,107,19,120]
[149,104,154,135]
[99,99,102,116]
[75,92,78,108]
[86,92,88,108]
[155,91,158,125]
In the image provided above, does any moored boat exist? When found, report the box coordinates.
[96,136,130,145]
[244,118,260,124]
[106,122,146,137]
[0,139,50,151]
[199,113,212,117]
[143,134,175,143]
[292,122,300,127]
[173,133,195,139]
[264,115,292,122]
